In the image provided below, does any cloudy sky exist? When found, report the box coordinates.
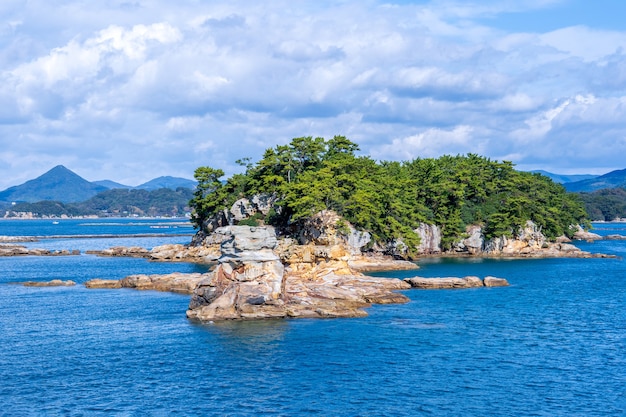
[1,0,626,189]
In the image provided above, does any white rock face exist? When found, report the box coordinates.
[570,225,602,240]
[217,226,279,263]
[463,225,484,254]
[230,198,255,221]
[452,225,485,254]
[414,223,441,254]
[229,194,279,222]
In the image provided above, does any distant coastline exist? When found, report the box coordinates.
[0,215,192,221]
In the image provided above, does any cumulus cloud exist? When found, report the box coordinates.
[1,0,626,189]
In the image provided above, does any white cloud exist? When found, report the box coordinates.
[370,125,477,160]
[540,26,626,61]
[1,0,626,190]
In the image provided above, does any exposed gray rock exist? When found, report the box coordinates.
[453,225,484,254]
[230,198,255,221]
[483,276,509,287]
[571,225,602,240]
[218,226,280,263]
[404,276,484,289]
[404,275,509,289]
[187,225,410,321]
[149,243,220,262]
[86,246,149,258]
[556,235,572,243]
[414,223,441,254]
[84,279,122,289]
[346,228,371,255]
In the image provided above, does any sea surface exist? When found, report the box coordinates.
[0,219,624,416]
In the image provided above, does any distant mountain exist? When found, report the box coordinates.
[563,169,626,192]
[93,179,132,189]
[0,165,107,203]
[530,170,598,184]
[9,187,195,218]
[135,176,197,191]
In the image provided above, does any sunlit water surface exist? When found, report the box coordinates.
[0,220,624,416]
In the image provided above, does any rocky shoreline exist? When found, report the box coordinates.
[0,245,80,257]
[4,215,621,322]
[74,227,512,321]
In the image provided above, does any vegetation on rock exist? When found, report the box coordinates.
[191,136,589,254]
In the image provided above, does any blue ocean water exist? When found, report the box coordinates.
[0,220,625,416]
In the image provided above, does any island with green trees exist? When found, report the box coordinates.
[189,135,590,259]
[83,136,605,321]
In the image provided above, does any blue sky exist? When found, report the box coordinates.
[1,0,626,189]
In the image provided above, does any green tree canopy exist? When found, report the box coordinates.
[190,136,589,254]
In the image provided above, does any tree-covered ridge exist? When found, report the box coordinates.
[8,187,194,218]
[578,187,626,221]
[191,136,588,253]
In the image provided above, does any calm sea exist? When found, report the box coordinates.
[0,219,624,416]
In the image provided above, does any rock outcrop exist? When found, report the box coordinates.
[452,225,485,254]
[87,243,222,263]
[404,276,509,289]
[148,243,221,262]
[85,273,207,294]
[414,223,442,254]
[186,225,410,321]
[448,221,609,258]
[571,225,602,241]
[0,245,80,257]
[483,276,510,287]
[84,279,122,289]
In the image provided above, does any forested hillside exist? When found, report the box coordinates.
[191,136,588,253]
[578,188,626,221]
[8,187,193,218]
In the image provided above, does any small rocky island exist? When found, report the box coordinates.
[186,225,411,320]
[81,204,610,321]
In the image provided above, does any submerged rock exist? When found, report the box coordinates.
[19,279,76,287]
[0,236,39,243]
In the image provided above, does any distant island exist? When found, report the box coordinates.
[0,165,196,218]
